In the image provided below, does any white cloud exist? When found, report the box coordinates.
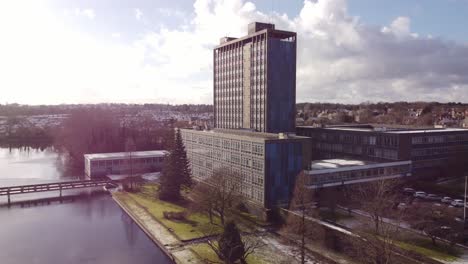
[134,8,143,21]
[382,16,411,36]
[134,0,468,103]
[74,8,95,20]
[1,0,468,105]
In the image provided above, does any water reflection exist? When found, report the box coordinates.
[0,146,173,264]
[122,210,138,247]
[0,145,82,187]
[0,194,172,264]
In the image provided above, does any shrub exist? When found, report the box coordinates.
[163,211,187,221]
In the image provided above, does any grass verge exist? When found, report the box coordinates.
[129,193,222,240]
[396,238,461,262]
[121,184,222,241]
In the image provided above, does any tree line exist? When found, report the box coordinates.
[0,103,213,117]
[54,108,173,172]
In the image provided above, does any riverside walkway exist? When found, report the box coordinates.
[0,178,113,205]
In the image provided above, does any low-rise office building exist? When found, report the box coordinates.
[84,150,168,178]
[305,159,412,189]
[297,125,468,178]
[180,128,310,214]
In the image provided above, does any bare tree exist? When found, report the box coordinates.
[56,108,122,170]
[409,203,461,247]
[352,179,402,234]
[240,235,266,264]
[284,171,317,264]
[350,225,400,264]
[348,179,405,264]
[124,137,137,191]
[190,167,242,226]
[190,181,217,224]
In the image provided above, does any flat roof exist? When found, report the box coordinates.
[311,159,375,170]
[298,125,468,134]
[213,128,306,139]
[181,128,309,142]
[215,28,296,49]
[386,128,468,134]
[84,150,168,161]
[308,159,412,174]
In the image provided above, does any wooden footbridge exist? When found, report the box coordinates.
[0,178,114,205]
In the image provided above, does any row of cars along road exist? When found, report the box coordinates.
[403,188,466,207]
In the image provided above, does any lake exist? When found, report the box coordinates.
[0,146,173,264]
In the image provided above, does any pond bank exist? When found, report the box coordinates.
[112,192,202,264]
[111,188,334,264]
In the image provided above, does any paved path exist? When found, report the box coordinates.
[442,253,468,264]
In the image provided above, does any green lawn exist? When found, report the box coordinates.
[131,193,222,240]
[396,238,461,262]
[119,184,222,241]
[190,243,266,264]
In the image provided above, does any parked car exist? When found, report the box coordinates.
[451,199,465,207]
[441,197,453,204]
[397,203,407,210]
[455,217,468,224]
[403,188,415,194]
[426,194,442,201]
[105,182,118,189]
[414,191,427,198]
[104,182,118,192]
[440,226,452,231]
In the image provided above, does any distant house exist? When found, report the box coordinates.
[296,117,305,126]
[463,118,468,128]
[436,117,458,128]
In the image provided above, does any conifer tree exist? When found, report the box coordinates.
[173,128,192,187]
[218,221,245,264]
[159,128,192,201]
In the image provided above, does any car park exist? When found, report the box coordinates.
[426,194,442,201]
[441,197,453,204]
[397,203,407,210]
[403,188,415,195]
[414,191,427,198]
[441,226,452,231]
[455,217,468,224]
[451,199,465,207]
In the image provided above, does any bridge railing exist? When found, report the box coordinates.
[0,178,112,196]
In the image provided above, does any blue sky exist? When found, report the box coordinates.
[347,0,468,42]
[263,0,468,41]
[48,0,468,42]
[1,0,468,104]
